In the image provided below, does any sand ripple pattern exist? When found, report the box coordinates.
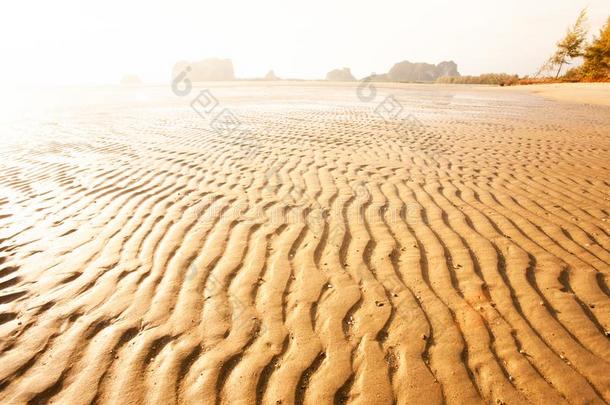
[0,84,609,404]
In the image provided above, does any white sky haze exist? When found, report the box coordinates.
[0,0,608,85]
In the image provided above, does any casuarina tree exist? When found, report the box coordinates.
[541,9,588,78]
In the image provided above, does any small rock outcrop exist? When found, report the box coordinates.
[264,70,280,80]
[172,58,235,81]
[326,67,356,81]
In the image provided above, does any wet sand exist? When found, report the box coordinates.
[0,83,609,404]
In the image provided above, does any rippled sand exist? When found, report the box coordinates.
[0,83,609,404]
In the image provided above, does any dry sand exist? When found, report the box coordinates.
[518,82,610,106]
[0,82,609,404]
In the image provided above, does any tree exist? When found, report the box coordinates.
[541,9,588,78]
[581,17,610,79]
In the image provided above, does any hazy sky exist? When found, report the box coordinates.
[0,0,608,85]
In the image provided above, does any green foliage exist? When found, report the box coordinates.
[562,66,584,81]
[437,74,519,86]
[581,17,610,80]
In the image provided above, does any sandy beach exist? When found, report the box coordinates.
[0,82,609,404]
[516,82,610,106]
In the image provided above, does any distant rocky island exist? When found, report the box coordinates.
[325,67,356,81]
[169,58,459,83]
[330,60,461,82]
[387,60,460,81]
[264,70,280,80]
[172,58,235,81]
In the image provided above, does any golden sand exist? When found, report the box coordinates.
[0,83,608,404]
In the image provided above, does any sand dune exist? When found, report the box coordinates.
[0,83,609,404]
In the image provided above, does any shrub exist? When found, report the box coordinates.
[437,74,519,86]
